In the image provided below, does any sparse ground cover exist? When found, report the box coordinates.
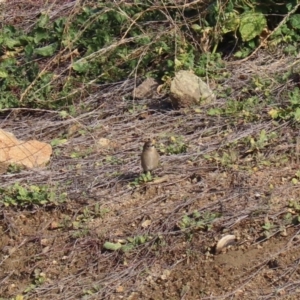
[1,1,300,299]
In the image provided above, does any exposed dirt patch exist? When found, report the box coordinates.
[2,126,300,299]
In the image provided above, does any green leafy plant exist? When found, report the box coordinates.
[291,170,300,184]
[160,136,187,155]
[203,148,239,168]
[246,129,277,152]
[270,15,300,55]
[269,88,300,122]
[0,183,65,207]
[103,235,150,252]
[208,96,262,122]
[129,172,154,187]
[285,200,300,225]
[0,1,299,111]
[262,220,275,238]
[6,163,25,173]
[195,53,226,79]
[71,228,90,239]
[104,155,122,165]
[177,210,220,231]
[24,268,47,293]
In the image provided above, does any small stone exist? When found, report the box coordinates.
[160,269,171,280]
[116,286,124,293]
[132,78,159,99]
[50,221,60,229]
[141,219,151,228]
[42,246,50,254]
[98,138,111,148]
[41,239,49,246]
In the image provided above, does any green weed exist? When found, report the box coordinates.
[177,210,221,232]
[103,235,150,252]
[160,136,187,155]
[0,183,65,207]
[130,172,154,187]
[269,88,300,122]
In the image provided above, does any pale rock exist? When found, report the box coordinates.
[170,70,215,107]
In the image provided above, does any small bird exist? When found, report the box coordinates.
[141,139,160,173]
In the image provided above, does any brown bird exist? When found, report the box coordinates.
[141,139,160,173]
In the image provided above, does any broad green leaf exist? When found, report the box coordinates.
[34,28,49,44]
[191,24,202,32]
[222,12,240,33]
[286,3,293,11]
[234,50,244,58]
[5,38,21,49]
[37,13,50,28]
[239,12,266,42]
[0,69,8,78]
[207,108,221,115]
[121,244,134,252]
[54,18,65,34]
[268,108,279,119]
[18,186,28,198]
[25,44,34,57]
[290,14,300,29]
[34,43,57,57]
[103,241,122,251]
[136,236,146,244]
[72,60,90,73]
[294,107,300,121]
[30,185,40,192]
[19,35,34,45]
